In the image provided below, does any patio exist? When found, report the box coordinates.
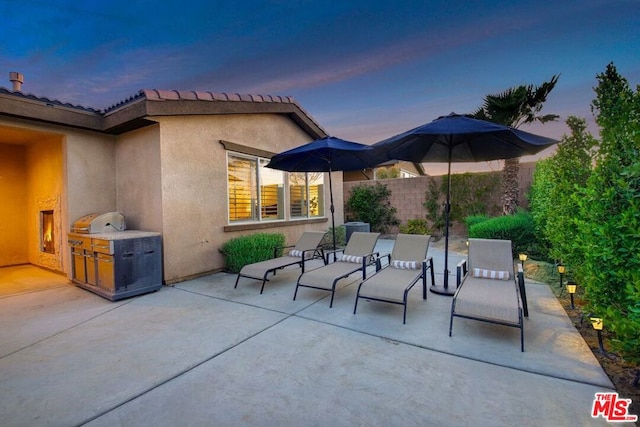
[0,240,622,426]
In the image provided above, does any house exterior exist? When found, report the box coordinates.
[343,160,425,182]
[0,87,339,284]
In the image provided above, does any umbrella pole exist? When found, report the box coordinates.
[431,149,456,296]
[328,167,337,260]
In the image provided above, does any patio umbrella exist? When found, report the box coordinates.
[371,113,557,295]
[266,136,380,252]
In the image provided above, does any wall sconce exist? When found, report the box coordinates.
[590,317,605,354]
[518,253,528,269]
[566,282,577,309]
[557,263,566,289]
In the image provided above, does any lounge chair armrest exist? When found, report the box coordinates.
[300,248,325,273]
[374,252,392,269]
[456,259,468,288]
[323,247,345,264]
[361,251,380,279]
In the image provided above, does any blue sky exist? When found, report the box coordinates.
[2,0,638,173]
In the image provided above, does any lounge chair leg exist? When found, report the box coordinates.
[260,280,267,294]
[234,274,241,289]
[329,291,335,308]
[353,296,359,314]
[403,304,407,324]
[293,284,299,301]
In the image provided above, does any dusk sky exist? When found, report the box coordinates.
[2,0,638,174]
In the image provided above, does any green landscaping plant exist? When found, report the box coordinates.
[464,214,490,231]
[529,116,596,263]
[399,218,431,235]
[345,183,399,233]
[320,225,346,248]
[573,63,640,363]
[468,211,541,257]
[423,178,445,236]
[219,233,285,273]
[449,173,501,221]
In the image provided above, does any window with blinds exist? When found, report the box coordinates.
[227,152,324,223]
[289,172,324,219]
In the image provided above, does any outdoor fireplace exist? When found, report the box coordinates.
[41,210,54,253]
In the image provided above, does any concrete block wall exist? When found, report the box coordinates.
[343,161,537,232]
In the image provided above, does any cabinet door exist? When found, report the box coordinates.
[96,253,115,292]
[72,250,86,282]
[85,251,97,286]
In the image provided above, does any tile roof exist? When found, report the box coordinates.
[0,87,101,113]
[0,87,327,138]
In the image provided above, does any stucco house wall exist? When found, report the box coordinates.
[0,143,28,266]
[156,114,331,282]
[115,124,163,233]
[1,88,334,285]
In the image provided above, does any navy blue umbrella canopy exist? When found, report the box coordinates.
[266,136,380,172]
[374,113,557,163]
[372,113,558,295]
[267,136,381,251]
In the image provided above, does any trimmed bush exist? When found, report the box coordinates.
[219,233,286,273]
[345,183,399,233]
[320,225,346,249]
[468,211,541,257]
[464,214,490,231]
[399,218,431,235]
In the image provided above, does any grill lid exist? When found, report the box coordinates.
[71,212,126,234]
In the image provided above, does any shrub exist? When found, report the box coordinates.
[345,183,399,233]
[399,218,431,235]
[320,225,346,249]
[464,214,490,230]
[449,172,501,221]
[423,178,445,236]
[219,233,285,273]
[468,211,541,257]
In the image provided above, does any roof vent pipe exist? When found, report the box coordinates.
[9,72,24,92]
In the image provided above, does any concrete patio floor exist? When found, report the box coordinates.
[0,240,629,426]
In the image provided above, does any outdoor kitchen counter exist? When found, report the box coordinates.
[68,230,163,301]
[87,230,161,240]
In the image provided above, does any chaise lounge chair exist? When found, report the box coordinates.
[294,232,381,307]
[353,234,434,324]
[235,231,326,294]
[449,238,525,351]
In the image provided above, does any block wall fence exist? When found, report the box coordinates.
[342,162,536,232]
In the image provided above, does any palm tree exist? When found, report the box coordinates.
[472,75,560,214]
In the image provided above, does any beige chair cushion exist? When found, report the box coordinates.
[356,234,431,301]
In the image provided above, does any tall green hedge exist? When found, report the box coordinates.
[572,64,640,362]
[529,63,639,362]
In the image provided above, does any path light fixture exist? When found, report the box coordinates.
[557,263,566,289]
[590,317,605,354]
[519,253,528,269]
[566,282,577,309]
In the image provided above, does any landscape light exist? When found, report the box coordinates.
[519,253,528,269]
[590,317,605,354]
[566,282,577,309]
[557,263,565,289]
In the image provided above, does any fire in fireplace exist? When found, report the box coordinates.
[41,210,54,253]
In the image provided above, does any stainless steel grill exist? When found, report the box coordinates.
[71,212,126,234]
[68,213,162,301]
